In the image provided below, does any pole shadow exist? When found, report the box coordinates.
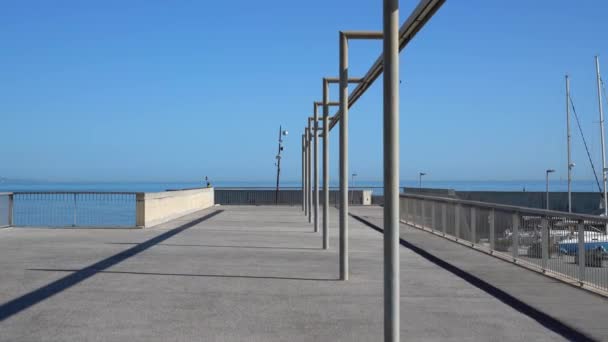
[0,210,223,322]
[105,243,320,251]
[349,213,596,342]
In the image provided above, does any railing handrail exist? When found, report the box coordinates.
[12,191,139,195]
[400,192,608,222]
[0,192,13,196]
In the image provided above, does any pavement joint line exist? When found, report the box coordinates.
[349,212,597,342]
[24,269,339,282]
[0,209,224,322]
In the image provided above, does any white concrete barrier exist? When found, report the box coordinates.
[136,188,214,228]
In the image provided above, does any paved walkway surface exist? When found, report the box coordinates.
[350,206,608,342]
[0,205,585,341]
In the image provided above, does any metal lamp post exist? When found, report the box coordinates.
[419,172,426,190]
[275,126,288,205]
[545,169,555,210]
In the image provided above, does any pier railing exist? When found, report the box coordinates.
[11,192,138,227]
[3,188,215,228]
[400,193,608,294]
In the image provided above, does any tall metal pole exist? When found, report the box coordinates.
[307,119,312,224]
[275,126,283,205]
[596,56,608,219]
[302,133,305,212]
[566,75,572,213]
[339,31,349,281]
[322,79,330,249]
[314,106,319,233]
[304,128,309,217]
[546,171,550,210]
[383,0,400,339]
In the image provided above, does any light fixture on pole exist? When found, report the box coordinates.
[275,126,288,205]
[419,172,427,190]
[545,169,556,210]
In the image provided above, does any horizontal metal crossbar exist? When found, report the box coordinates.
[329,0,445,130]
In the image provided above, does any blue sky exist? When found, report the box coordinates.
[1,0,607,183]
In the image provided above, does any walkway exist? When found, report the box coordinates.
[0,206,588,341]
[351,206,608,341]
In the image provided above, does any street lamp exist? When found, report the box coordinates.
[351,173,358,204]
[419,172,427,190]
[275,126,288,204]
[545,169,555,210]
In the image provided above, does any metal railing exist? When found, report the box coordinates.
[11,192,138,228]
[400,193,608,294]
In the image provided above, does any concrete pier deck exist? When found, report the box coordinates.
[0,206,593,341]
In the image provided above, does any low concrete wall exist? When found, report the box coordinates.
[214,189,372,206]
[136,188,214,228]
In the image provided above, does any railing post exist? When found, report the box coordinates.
[431,201,436,232]
[421,199,426,228]
[489,209,495,250]
[72,193,77,227]
[407,198,414,225]
[577,219,585,283]
[407,198,416,225]
[417,199,422,227]
[454,204,460,240]
[470,206,476,246]
[412,199,416,226]
[441,203,447,236]
[403,197,408,223]
[8,193,14,226]
[541,217,549,271]
[512,212,519,261]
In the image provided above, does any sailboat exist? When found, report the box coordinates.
[558,56,608,258]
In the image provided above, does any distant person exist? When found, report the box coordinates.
[205,176,212,188]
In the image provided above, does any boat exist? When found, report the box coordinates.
[558,231,608,254]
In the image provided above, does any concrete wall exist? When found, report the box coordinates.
[214,189,372,206]
[404,187,602,215]
[136,188,214,228]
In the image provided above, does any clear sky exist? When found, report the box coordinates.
[1,0,607,183]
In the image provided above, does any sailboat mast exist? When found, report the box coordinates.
[566,74,573,213]
[596,56,607,218]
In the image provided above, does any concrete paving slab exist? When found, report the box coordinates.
[0,206,570,341]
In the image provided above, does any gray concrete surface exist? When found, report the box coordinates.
[0,206,572,341]
[351,206,608,341]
